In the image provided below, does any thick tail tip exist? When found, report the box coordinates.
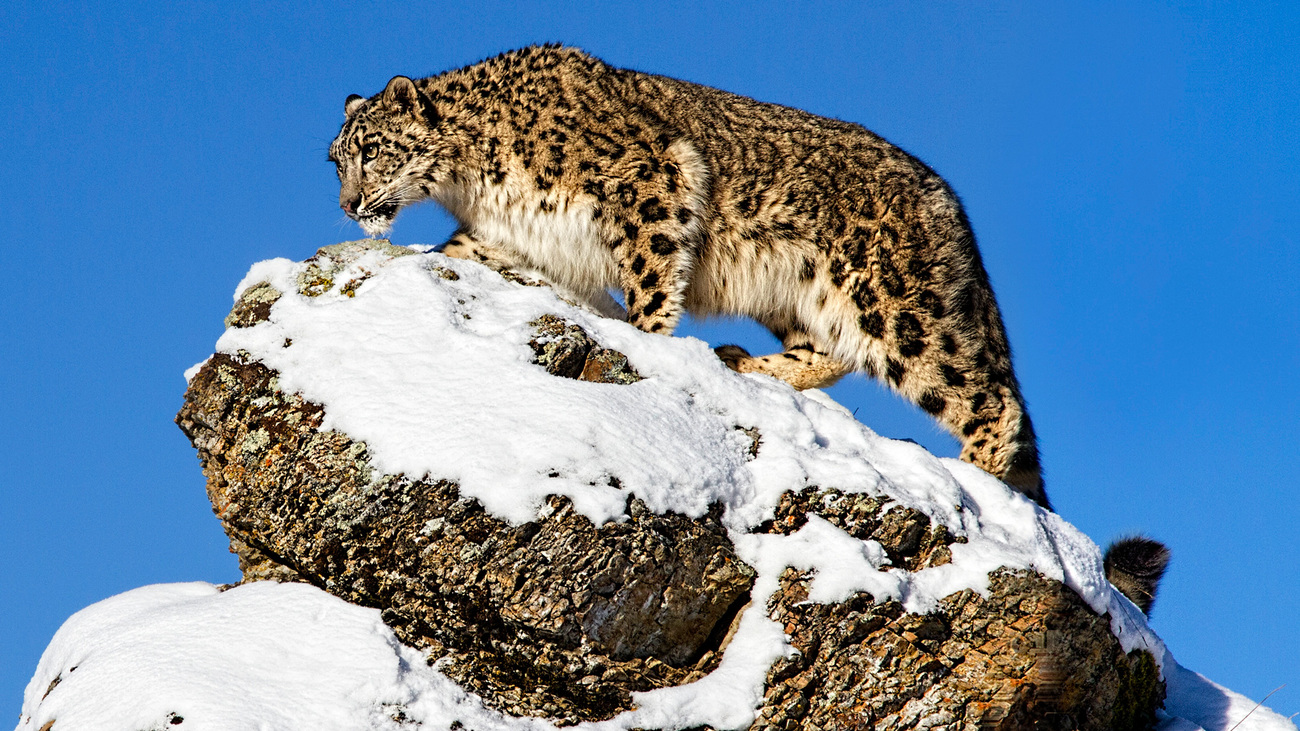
[1104,536,1171,615]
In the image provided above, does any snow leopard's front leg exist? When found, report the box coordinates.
[438,228,519,271]
[440,229,626,320]
[600,139,711,335]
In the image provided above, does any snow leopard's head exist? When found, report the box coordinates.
[329,76,453,237]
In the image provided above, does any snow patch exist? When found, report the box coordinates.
[1157,652,1298,731]
[15,582,552,731]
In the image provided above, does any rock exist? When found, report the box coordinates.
[175,241,1164,729]
[528,313,643,384]
[178,352,752,723]
[756,562,1161,730]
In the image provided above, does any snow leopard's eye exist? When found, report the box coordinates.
[362,143,379,162]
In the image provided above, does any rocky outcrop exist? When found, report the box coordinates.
[175,241,1164,729]
[758,564,1160,730]
[179,351,752,722]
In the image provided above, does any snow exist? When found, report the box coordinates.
[15,582,551,731]
[1157,656,1298,731]
[18,583,1294,731]
[19,243,1294,730]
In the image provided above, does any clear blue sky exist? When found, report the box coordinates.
[2,0,1296,717]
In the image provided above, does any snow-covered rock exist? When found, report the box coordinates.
[16,241,1294,731]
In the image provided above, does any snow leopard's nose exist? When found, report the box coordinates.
[341,194,361,216]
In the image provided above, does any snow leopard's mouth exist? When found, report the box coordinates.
[356,204,398,237]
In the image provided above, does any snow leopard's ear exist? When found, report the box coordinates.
[344,94,366,118]
[382,76,440,127]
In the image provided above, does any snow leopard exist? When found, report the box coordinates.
[328,45,1168,612]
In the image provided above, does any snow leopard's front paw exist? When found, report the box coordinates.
[439,236,515,272]
[714,344,754,372]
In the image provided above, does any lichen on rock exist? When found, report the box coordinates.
[224,281,281,329]
[297,239,419,297]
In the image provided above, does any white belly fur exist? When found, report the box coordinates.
[444,184,624,317]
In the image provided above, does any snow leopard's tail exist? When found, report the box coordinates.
[1104,536,1171,615]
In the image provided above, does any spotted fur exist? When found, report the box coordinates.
[329,45,1176,612]
[331,45,1044,502]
